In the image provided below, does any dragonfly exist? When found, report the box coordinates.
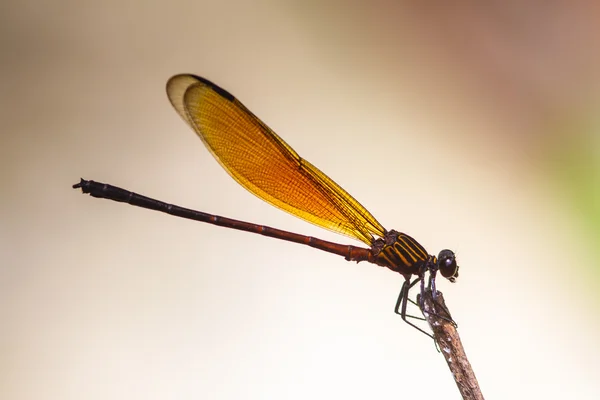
[73,74,460,338]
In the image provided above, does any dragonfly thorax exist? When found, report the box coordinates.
[371,230,459,282]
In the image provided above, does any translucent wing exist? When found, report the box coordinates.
[166,74,385,245]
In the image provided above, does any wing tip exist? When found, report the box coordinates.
[167,74,235,102]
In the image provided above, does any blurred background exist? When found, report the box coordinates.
[2,1,599,399]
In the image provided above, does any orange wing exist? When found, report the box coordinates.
[166,74,385,245]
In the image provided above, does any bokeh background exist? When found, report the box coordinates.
[2,1,599,399]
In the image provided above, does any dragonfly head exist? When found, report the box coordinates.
[437,249,459,283]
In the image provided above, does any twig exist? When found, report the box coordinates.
[419,290,484,400]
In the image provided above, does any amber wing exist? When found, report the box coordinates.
[166,74,385,245]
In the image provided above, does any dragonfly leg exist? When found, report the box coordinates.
[419,273,427,310]
[394,277,421,317]
[406,297,426,321]
[394,278,434,340]
[420,271,458,328]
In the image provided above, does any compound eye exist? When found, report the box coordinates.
[438,249,459,281]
